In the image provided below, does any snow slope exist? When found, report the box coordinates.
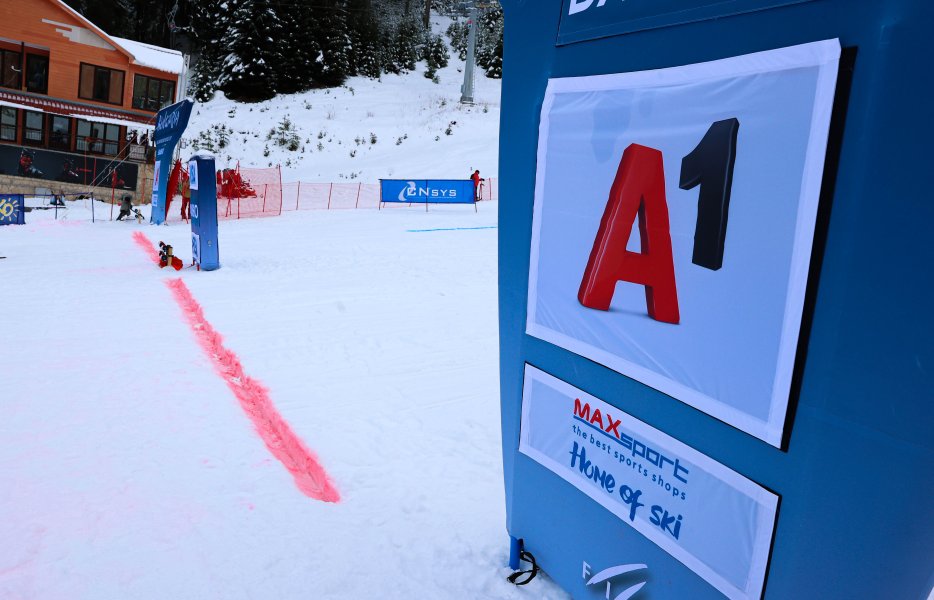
[183,17,501,184]
[0,202,568,599]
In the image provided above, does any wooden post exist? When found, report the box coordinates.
[277,165,283,215]
[110,168,116,220]
[262,183,268,213]
[295,181,301,211]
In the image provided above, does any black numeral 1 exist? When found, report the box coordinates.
[679,118,739,271]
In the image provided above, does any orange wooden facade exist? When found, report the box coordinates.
[0,0,181,158]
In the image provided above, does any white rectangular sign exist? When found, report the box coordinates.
[188,160,199,190]
[520,365,778,600]
[526,40,840,446]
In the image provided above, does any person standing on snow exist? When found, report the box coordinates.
[180,174,191,221]
[471,169,485,202]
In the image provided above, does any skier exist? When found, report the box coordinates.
[470,169,485,202]
[115,194,133,221]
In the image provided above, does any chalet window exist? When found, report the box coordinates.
[78,63,124,105]
[25,54,49,94]
[76,119,120,155]
[0,107,16,141]
[49,115,71,150]
[0,49,21,89]
[24,110,44,145]
[132,74,175,111]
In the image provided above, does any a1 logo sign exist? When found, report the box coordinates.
[190,204,199,220]
[578,118,739,324]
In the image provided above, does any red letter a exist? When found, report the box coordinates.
[578,144,680,324]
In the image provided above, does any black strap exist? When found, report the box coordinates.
[507,550,539,586]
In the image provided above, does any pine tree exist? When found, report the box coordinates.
[187,0,228,101]
[347,1,383,79]
[445,19,468,61]
[388,18,423,74]
[475,6,503,79]
[218,0,283,101]
[276,0,322,94]
[314,9,353,87]
[423,34,449,80]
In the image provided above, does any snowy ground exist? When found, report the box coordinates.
[183,16,501,183]
[0,201,568,599]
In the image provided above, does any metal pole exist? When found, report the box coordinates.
[262,183,267,213]
[327,183,333,210]
[277,165,283,215]
[460,1,478,104]
[295,181,301,211]
[355,182,362,208]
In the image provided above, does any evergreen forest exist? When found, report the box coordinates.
[67,0,504,102]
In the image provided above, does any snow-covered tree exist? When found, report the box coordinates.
[445,20,468,61]
[385,18,423,74]
[275,0,322,94]
[347,2,384,79]
[218,0,283,101]
[187,0,228,101]
[475,6,503,79]
[315,10,353,87]
[423,33,449,80]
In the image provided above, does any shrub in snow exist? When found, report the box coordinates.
[273,117,301,151]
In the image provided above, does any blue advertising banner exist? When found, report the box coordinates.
[520,365,778,600]
[0,194,25,225]
[150,99,194,225]
[380,179,476,204]
[188,154,220,271]
[557,0,819,44]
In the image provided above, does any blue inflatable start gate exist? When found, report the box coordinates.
[497,1,933,599]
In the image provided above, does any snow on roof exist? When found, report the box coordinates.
[111,36,184,75]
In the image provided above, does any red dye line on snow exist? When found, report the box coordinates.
[165,278,340,503]
[132,231,161,265]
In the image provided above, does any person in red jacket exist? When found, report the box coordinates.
[180,174,191,221]
[470,169,485,201]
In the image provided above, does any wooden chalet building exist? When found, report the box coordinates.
[0,0,184,199]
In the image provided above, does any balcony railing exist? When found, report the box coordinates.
[77,137,119,156]
[127,143,149,162]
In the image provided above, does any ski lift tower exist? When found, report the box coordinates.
[459,1,479,104]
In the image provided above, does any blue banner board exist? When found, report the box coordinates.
[380,179,476,204]
[557,0,818,44]
[0,194,25,225]
[499,0,934,599]
[150,99,194,225]
[189,154,220,271]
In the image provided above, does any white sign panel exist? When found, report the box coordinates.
[527,40,840,446]
[520,365,778,600]
[191,232,201,265]
[188,160,199,190]
[151,160,161,205]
